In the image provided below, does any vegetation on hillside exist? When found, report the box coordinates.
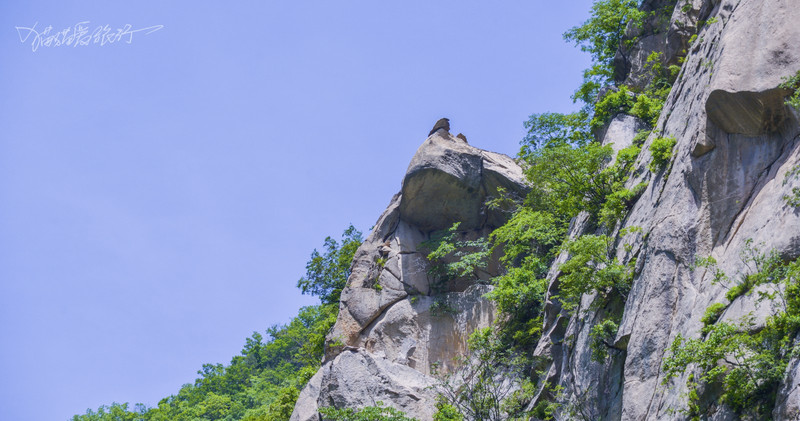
[73,0,800,419]
[72,226,362,421]
[663,242,800,419]
[74,0,681,419]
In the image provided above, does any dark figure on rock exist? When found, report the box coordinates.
[429,118,450,136]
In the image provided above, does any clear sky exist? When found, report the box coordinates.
[0,1,593,420]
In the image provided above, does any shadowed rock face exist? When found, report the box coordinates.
[706,88,791,136]
[289,131,528,420]
[399,133,527,232]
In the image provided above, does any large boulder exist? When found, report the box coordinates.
[400,133,527,232]
[289,348,437,421]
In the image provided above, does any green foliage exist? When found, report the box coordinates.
[586,53,675,130]
[483,208,564,348]
[663,316,795,418]
[521,142,616,220]
[783,164,800,207]
[297,225,363,304]
[490,208,564,267]
[629,52,678,127]
[487,272,549,347]
[663,246,800,418]
[71,403,148,421]
[74,226,361,421]
[725,281,752,302]
[599,181,647,229]
[430,298,458,317]
[558,234,635,312]
[522,112,592,152]
[630,93,663,126]
[434,328,536,421]
[590,86,635,130]
[589,318,620,362]
[531,399,559,421]
[648,136,676,172]
[632,129,651,146]
[422,222,491,286]
[725,239,788,302]
[564,0,647,107]
[780,69,800,110]
[691,255,730,286]
[700,302,726,332]
[320,402,418,421]
[433,397,464,421]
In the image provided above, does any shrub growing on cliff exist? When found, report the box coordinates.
[557,234,635,312]
[648,136,676,172]
[784,164,800,208]
[421,222,491,287]
[297,224,363,304]
[589,318,621,362]
[663,246,800,418]
[590,86,636,130]
[564,0,646,106]
[434,328,536,421]
[779,69,800,110]
[521,141,617,221]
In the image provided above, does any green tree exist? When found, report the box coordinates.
[521,141,616,221]
[663,246,800,418]
[71,403,147,421]
[522,112,592,153]
[297,224,363,304]
[75,226,362,421]
[557,234,634,313]
[564,0,646,105]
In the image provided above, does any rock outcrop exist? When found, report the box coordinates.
[291,131,528,420]
[291,0,800,419]
[530,0,800,419]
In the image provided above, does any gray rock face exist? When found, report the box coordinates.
[289,348,437,421]
[533,0,800,419]
[400,132,527,232]
[293,1,800,418]
[291,132,528,419]
[706,88,792,136]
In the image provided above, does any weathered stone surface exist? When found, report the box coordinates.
[289,348,437,421]
[293,130,527,419]
[774,356,800,420]
[530,0,800,419]
[604,114,647,155]
[706,88,791,136]
[296,1,800,418]
[362,285,496,375]
[399,132,527,232]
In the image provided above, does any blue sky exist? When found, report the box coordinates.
[0,1,592,419]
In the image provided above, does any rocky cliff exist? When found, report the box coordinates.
[292,0,800,419]
[291,131,529,420]
[529,0,800,419]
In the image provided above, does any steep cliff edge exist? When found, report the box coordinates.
[533,0,800,419]
[291,132,529,419]
[291,0,800,419]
